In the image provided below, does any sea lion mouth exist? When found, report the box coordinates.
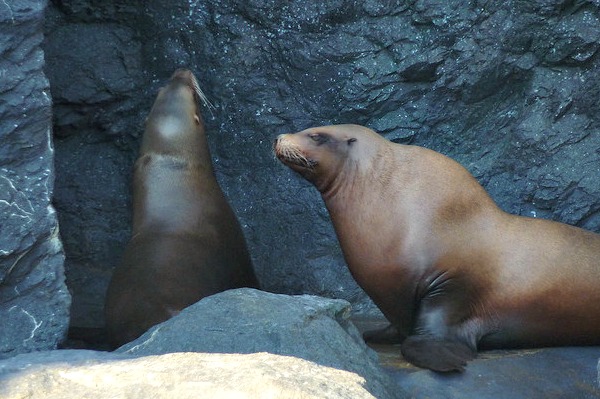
[273,138,317,170]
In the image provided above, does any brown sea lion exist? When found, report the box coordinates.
[274,124,600,372]
[104,69,259,348]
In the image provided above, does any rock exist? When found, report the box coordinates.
[0,350,383,399]
[383,347,600,399]
[357,318,600,398]
[0,289,403,398]
[43,7,145,329]
[43,1,600,334]
[117,288,400,399]
[0,0,70,359]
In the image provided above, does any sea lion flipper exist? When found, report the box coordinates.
[363,324,404,344]
[400,335,475,372]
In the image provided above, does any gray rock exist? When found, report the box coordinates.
[386,347,600,399]
[43,9,145,328]
[0,350,382,399]
[117,288,400,399]
[0,0,70,359]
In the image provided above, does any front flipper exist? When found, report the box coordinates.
[401,335,476,372]
[363,323,404,345]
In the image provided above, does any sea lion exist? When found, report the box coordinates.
[104,69,259,348]
[274,124,600,372]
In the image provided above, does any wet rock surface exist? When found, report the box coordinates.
[356,318,600,399]
[0,0,70,360]
[384,346,600,399]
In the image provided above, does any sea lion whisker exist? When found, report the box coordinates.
[189,73,216,117]
[278,143,315,169]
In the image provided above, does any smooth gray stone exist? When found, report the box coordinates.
[0,350,382,399]
[117,288,402,399]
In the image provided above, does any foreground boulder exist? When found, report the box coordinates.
[0,350,382,399]
[0,290,401,399]
[117,288,399,399]
[0,0,70,359]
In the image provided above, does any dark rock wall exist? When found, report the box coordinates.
[0,0,70,359]
[44,4,145,328]
[44,0,600,328]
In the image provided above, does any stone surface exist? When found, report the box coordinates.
[43,5,145,328]
[355,317,600,398]
[117,288,400,399]
[0,0,70,359]
[382,346,600,399]
[0,350,382,399]
[44,1,600,332]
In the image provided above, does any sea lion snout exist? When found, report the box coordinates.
[274,133,289,143]
[273,134,282,149]
[166,69,213,113]
[273,134,289,158]
[273,134,316,170]
[171,68,194,82]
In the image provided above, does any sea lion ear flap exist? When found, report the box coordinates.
[194,114,200,125]
[347,137,357,145]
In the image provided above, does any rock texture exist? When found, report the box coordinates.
[0,0,70,359]
[43,1,600,329]
[384,347,600,399]
[0,350,382,399]
[117,288,399,399]
[0,289,402,399]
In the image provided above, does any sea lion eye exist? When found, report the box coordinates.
[347,138,357,145]
[309,133,329,144]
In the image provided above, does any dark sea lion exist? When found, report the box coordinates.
[274,124,600,372]
[104,69,259,348]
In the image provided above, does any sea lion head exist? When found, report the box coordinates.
[146,69,214,134]
[274,124,375,192]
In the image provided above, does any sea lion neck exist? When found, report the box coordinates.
[141,89,213,167]
[317,159,356,200]
[142,116,211,161]
[319,139,390,203]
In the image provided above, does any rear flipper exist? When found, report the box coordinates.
[363,324,404,345]
[401,335,476,372]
